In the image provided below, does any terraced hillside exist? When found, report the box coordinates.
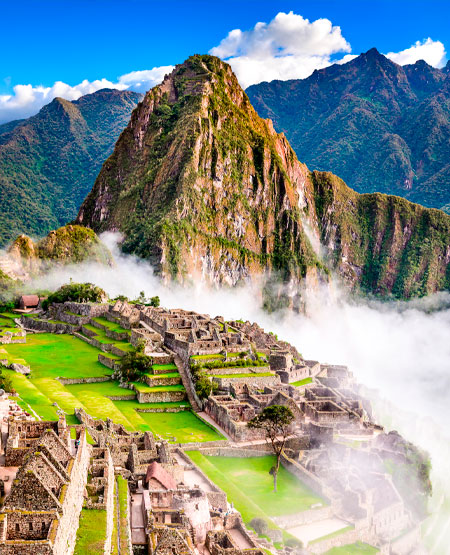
[0,309,222,443]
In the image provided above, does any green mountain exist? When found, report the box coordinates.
[246,48,450,212]
[77,55,450,301]
[0,88,143,246]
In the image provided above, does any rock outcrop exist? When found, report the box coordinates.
[1,225,112,281]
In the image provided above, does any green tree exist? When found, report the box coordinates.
[248,405,295,492]
[118,343,153,382]
[195,375,218,399]
[149,296,160,307]
[42,282,107,309]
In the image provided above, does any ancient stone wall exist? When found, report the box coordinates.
[213,375,280,390]
[136,389,186,404]
[51,429,92,555]
[281,453,333,502]
[58,375,112,385]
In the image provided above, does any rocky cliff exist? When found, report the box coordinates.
[77,55,450,300]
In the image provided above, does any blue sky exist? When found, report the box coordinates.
[0,0,449,122]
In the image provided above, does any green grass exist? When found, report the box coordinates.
[66,381,136,398]
[3,331,222,443]
[3,334,113,379]
[292,377,313,387]
[92,317,131,335]
[212,372,274,378]
[325,542,378,554]
[191,354,224,360]
[117,476,129,553]
[0,311,19,320]
[145,372,180,379]
[151,363,178,372]
[133,383,185,393]
[83,324,133,352]
[139,411,224,443]
[74,509,107,554]
[3,369,59,420]
[188,452,325,521]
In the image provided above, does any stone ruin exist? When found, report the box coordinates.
[0,297,430,554]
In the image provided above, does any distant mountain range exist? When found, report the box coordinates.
[77,55,450,301]
[247,48,450,212]
[0,88,142,246]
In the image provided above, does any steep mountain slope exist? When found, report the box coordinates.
[247,48,450,211]
[78,55,450,300]
[0,88,143,246]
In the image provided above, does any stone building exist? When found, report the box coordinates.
[0,420,91,554]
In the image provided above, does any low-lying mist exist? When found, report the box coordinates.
[30,232,450,506]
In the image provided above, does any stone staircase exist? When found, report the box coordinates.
[173,354,202,412]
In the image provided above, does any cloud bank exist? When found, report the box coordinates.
[386,38,447,68]
[210,11,351,88]
[0,11,447,122]
[0,65,174,125]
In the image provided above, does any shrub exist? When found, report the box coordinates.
[42,282,107,309]
[149,296,160,307]
[0,365,13,392]
[118,344,153,382]
[249,517,269,535]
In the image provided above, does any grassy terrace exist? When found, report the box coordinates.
[188,453,325,525]
[117,476,130,554]
[1,330,220,442]
[191,354,224,361]
[82,324,134,352]
[92,316,131,335]
[74,508,107,554]
[139,411,224,443]
[292,377,313,387]
[151,363,178,372]
[212,372,274,378]
[145,371,180,379]
[3,333,112,379]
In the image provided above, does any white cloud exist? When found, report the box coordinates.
[118,66,174,93]
[386,38,447,68]
[0,65,174,125]
[209,11,351,87]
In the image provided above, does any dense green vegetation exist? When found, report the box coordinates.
[0,89,142,246]
[43,281,107,309]
[247,48,450,211]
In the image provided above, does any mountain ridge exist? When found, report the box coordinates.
[246,48,450,211]
[0,88,143,246]
[77,54,450,301]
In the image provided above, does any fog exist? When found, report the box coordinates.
[29,232,450,508]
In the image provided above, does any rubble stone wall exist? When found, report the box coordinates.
[51,430,92,555]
